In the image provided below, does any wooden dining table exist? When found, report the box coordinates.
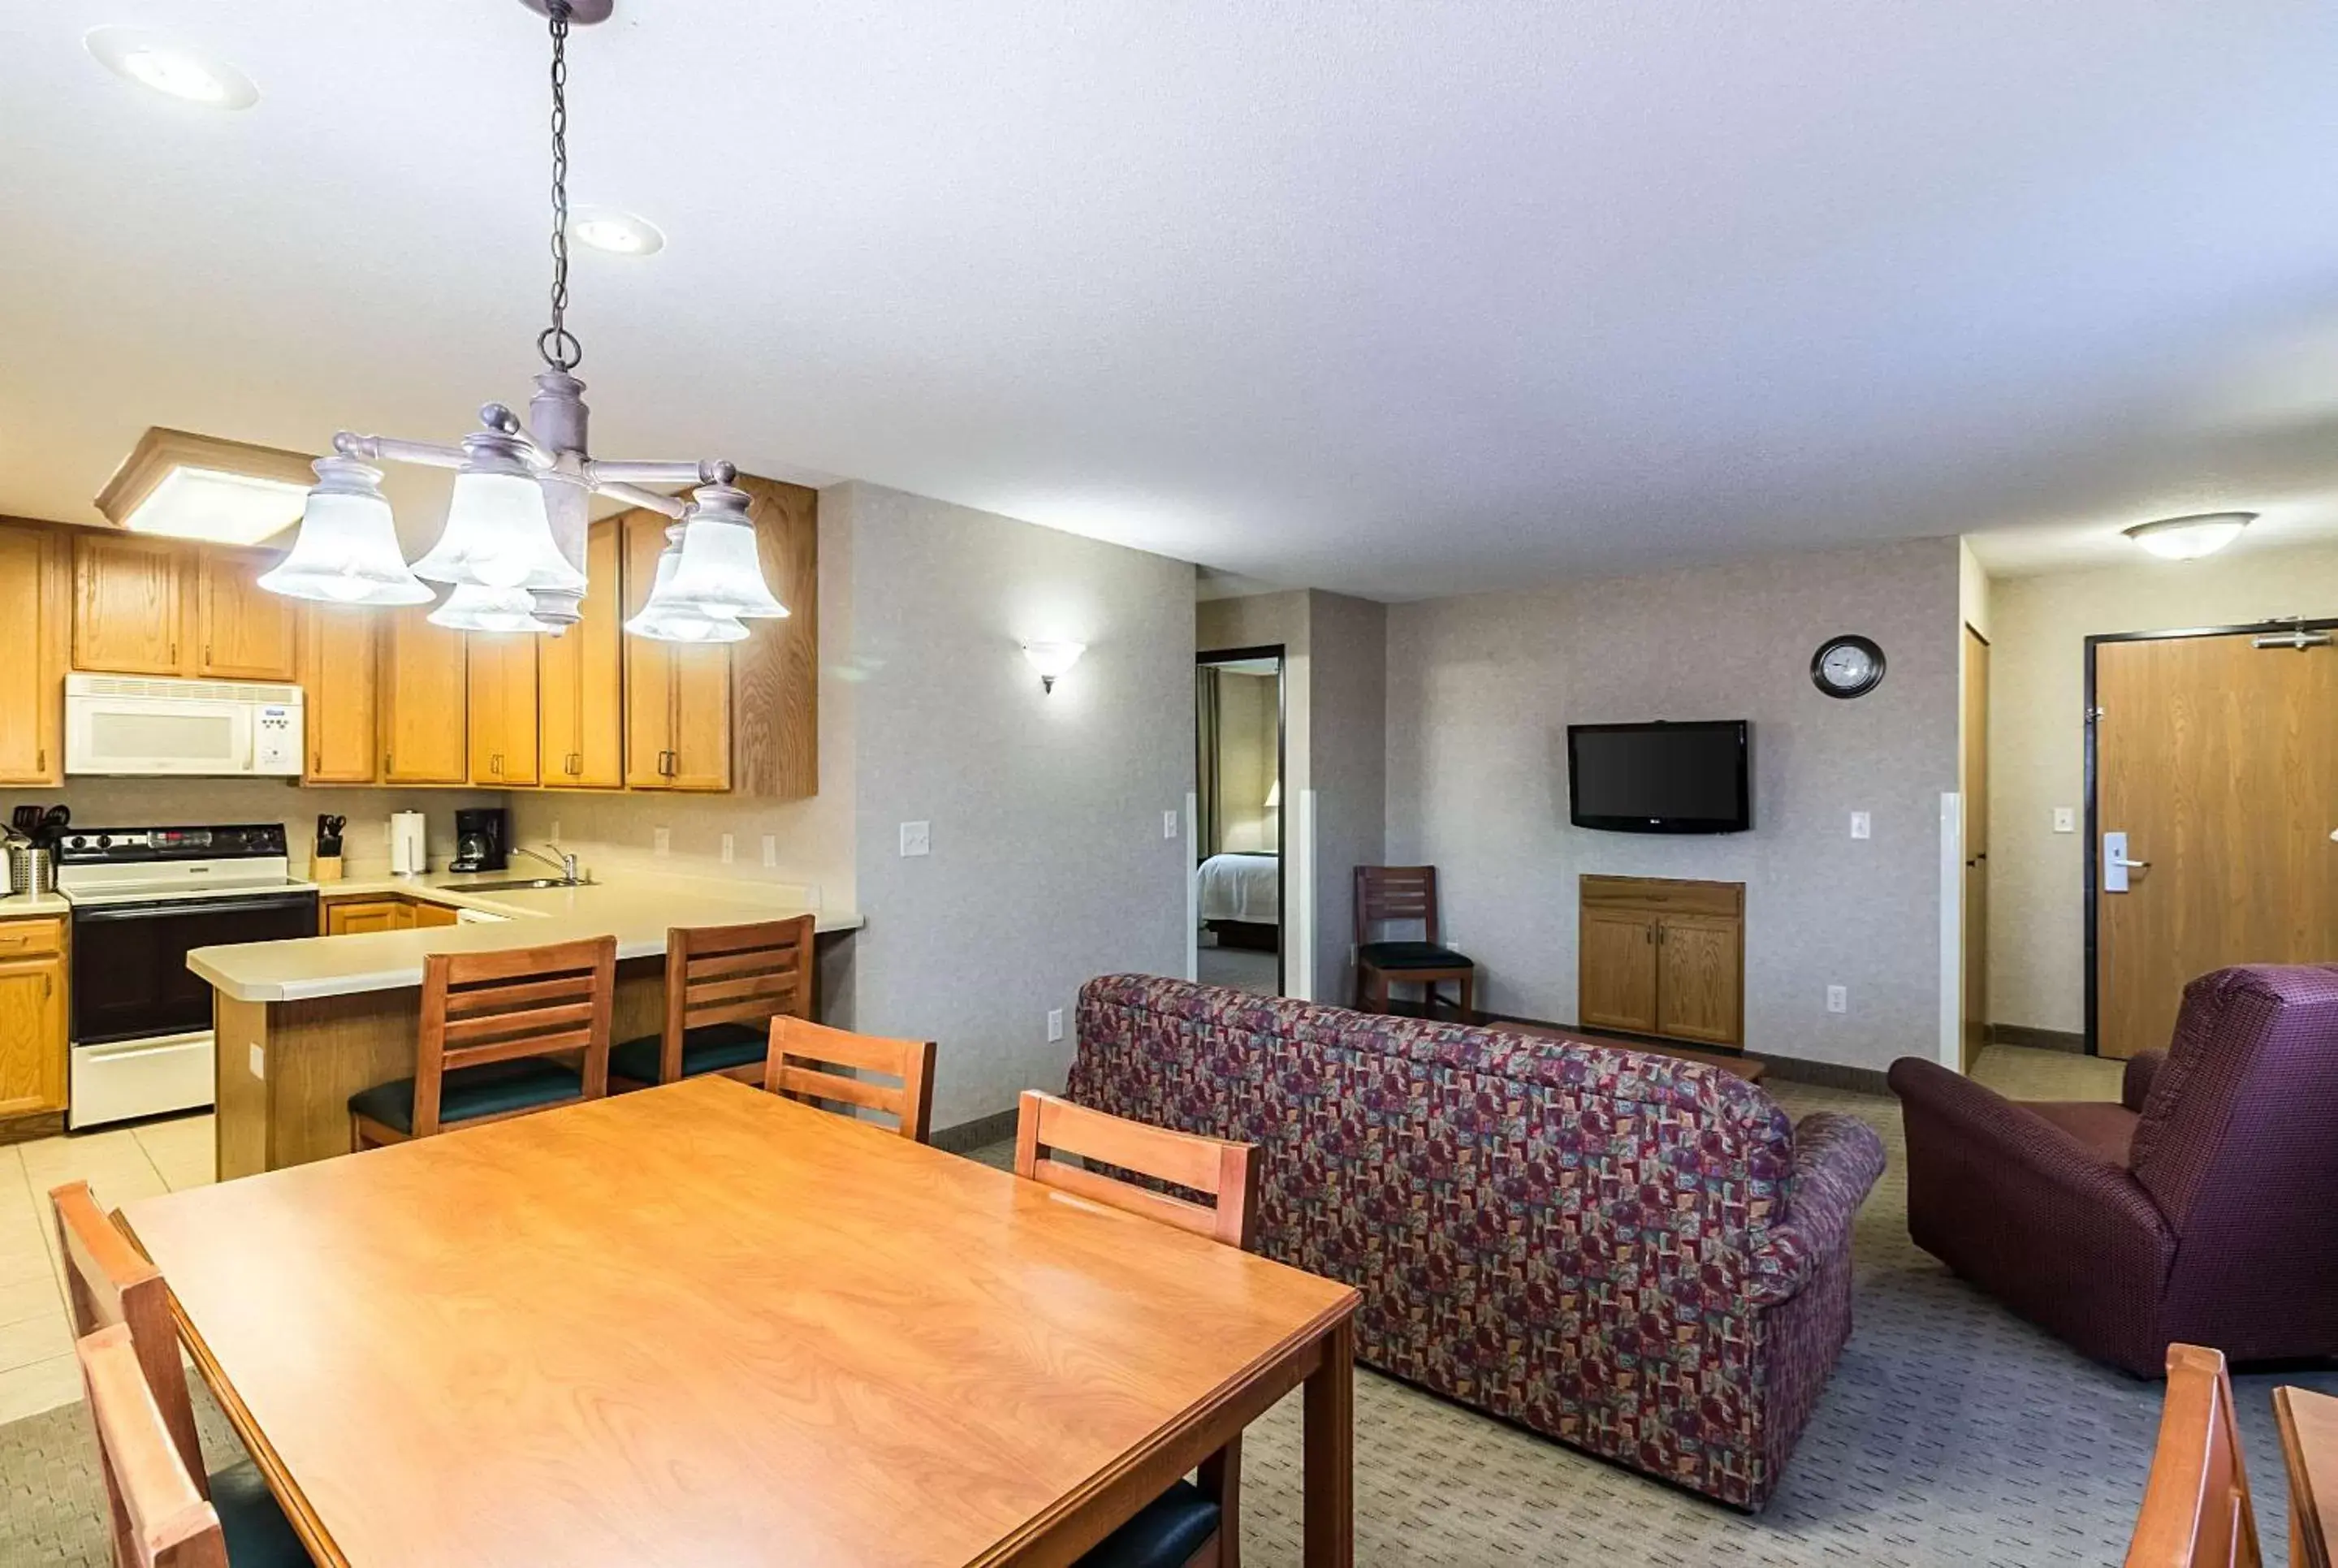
[2279,1385,2338,1568]
[119,1075,1361,1566]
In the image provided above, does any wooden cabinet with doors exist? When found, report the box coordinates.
[0,524,63,785]
[72,533,184,675]
[301,607,379,783]
[1577,876,1744,1048]
[321,895,461,934]
[538,519,624,788]
[194,548,299,680]
[620,510,731,792]
[0,917,67,1117]
[467,634,541,786]
[380,605,469,784]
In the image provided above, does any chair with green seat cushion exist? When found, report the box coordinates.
[1078,1479,1223,1568]
[607,915,815,1089]
[1351,864,1476,1022]
[210,1459,313,1565]
[348,935,616,1150]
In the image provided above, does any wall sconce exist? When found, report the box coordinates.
[1022,641,1087,693]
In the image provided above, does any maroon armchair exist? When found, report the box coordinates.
[1890,965,2338,1376]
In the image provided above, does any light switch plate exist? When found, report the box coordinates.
[2053,806,2076,833]
[1047,1008,1065,1043]
[1826,985,1848,1014]
[653,827,671,857]
[720,833,735,864]
[550,819,562,842]
[900,821,931,857]
[248,1043,266,1080]
[1849,811,1871,840]
[762,834,779,868]
[1163,810,1179,840]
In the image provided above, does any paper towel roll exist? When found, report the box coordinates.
[389,812,427,875]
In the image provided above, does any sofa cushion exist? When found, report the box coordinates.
[2025,1100,2141,1168]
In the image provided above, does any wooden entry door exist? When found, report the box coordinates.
[2095,628,2338,1059]
[1962,625,1990,1070]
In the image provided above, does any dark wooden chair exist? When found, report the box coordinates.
[609,916,815,1089]
[2126,1343,2262,1568]
[1014,1091,1258,1568]
[348,935,616,1148]
[1352,865,1476,1022]
[765,1017,937,1143]
[52,1182,310,1566]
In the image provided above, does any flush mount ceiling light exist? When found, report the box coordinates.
[569,207,666,256]
[84,27,258,109]
[258,0,783,641]
[1022,641,1087,693]
[95,428,317,544]
[2123,512,2257,561]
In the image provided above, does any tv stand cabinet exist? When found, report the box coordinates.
[1578,875,1745,1048]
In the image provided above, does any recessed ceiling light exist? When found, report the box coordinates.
[568,208,666,257]
[2122,512,2256,560]
[84,27,257,110]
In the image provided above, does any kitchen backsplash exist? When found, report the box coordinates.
[0,781,506,875]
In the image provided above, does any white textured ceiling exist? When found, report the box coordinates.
[7,2,2338,597]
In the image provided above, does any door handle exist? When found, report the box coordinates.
[2104,831,2147,892]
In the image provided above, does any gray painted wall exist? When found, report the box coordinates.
[1384,538,1960,1072]
[1306,591,1387,1004]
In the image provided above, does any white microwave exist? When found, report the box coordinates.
[65,674,305,777]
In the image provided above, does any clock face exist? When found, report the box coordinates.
[1812,635,1886,698]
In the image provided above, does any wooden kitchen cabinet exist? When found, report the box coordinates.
[0,918,67,1117]
[467,633,541,786]
[1578,876,1745,1049]
[539,520,624,788]
[620,511,730,792]
[302,607,379,783]
[381,605,469,784]
[73,533,184,675]
[0,525,63,785]
[196,548,299,680]
[322,898,405,935]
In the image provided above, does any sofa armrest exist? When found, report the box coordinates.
[1744,1112,1886,1307]
[2123,1049,2165,1113]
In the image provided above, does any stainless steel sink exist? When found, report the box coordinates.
[436,878,592,893]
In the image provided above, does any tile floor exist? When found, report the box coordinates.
[0,1112,215,1423]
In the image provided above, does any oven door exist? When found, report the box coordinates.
[70,891,319,1045]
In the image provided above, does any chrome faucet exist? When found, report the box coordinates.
[510,844,586,886]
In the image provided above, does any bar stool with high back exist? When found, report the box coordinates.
[1352,864,1476,1021]
[765,1017,937,1142]
[1014,1091,1259,1568]
[51,1181,311,1566]
[608,915,815,1089]
[348,935,616,1149]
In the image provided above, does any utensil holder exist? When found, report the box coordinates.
[7,846,54,896]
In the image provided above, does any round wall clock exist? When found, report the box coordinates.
[1811,635,1886,698]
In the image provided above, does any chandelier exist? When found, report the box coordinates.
[257,0,784,643]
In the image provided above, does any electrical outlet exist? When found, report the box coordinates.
[2053,806,2076,833]
[653,827,671,857]
[1826,985,1847,1014]
[1046,1008,1065,1043]
[1849,811,1870,840]
[550,819,562,842]
[1163,810,1179,840]
[762,834,778,868]
[900,821,931,857]
[720,833,735,864]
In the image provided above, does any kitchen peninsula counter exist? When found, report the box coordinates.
[191,873,860,1177]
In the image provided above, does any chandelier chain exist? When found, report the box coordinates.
[538,0,582,372]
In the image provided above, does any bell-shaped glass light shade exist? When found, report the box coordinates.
[255,458,433,605]
[658,486,789,619]
[624,542,748,643]
[428,584,558,634]
[411,434,586,594]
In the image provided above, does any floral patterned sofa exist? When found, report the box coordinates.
[1065,974,1886,1510]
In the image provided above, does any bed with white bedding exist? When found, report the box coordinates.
[1197,852,1279,927]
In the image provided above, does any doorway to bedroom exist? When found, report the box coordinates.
[1195,647,1285,995]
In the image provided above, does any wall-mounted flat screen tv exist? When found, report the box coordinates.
[1567,720,1751,834]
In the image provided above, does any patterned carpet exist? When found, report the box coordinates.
[6,1055,2329,1566]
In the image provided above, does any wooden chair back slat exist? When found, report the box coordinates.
[765,1017,936,1142]
[410,936,616,1138]
[1355,865,1441,944]
[50,1182,205,1491]
[1013,1091,1260,1250]
[2126,1342,2263,1568]
[77,1324,229,1568]
[655,918,815,1084]
[2275,1389,2336,1568]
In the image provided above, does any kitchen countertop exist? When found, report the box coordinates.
[188,874,860,1004]
[0,891,70,918]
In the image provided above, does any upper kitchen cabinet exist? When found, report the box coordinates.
[381,605,469,784]
[72,533,184,675]
[195,548,299,681]
[302,606,379,784]
[468,633,541,786]
[621,510,729,792]
[539,519,623,788]
[0,524,64,785]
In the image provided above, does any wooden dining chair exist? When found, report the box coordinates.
[1014,1091,1259,1568]
[1351,865,1476,1022]
[2125,1343,2262,1568]
[765,1017,937,1143]
[51,1183,311,1567]
[79,1324,230,1568]
[609,916,815,1090]
[2275,1387,2336,1568]
[348,935,616,1149]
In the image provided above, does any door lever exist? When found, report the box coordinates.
[2103,831,2148,892]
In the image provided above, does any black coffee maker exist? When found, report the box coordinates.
[451,808,508,873]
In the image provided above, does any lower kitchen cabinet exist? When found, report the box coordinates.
[0,919,67,1117]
